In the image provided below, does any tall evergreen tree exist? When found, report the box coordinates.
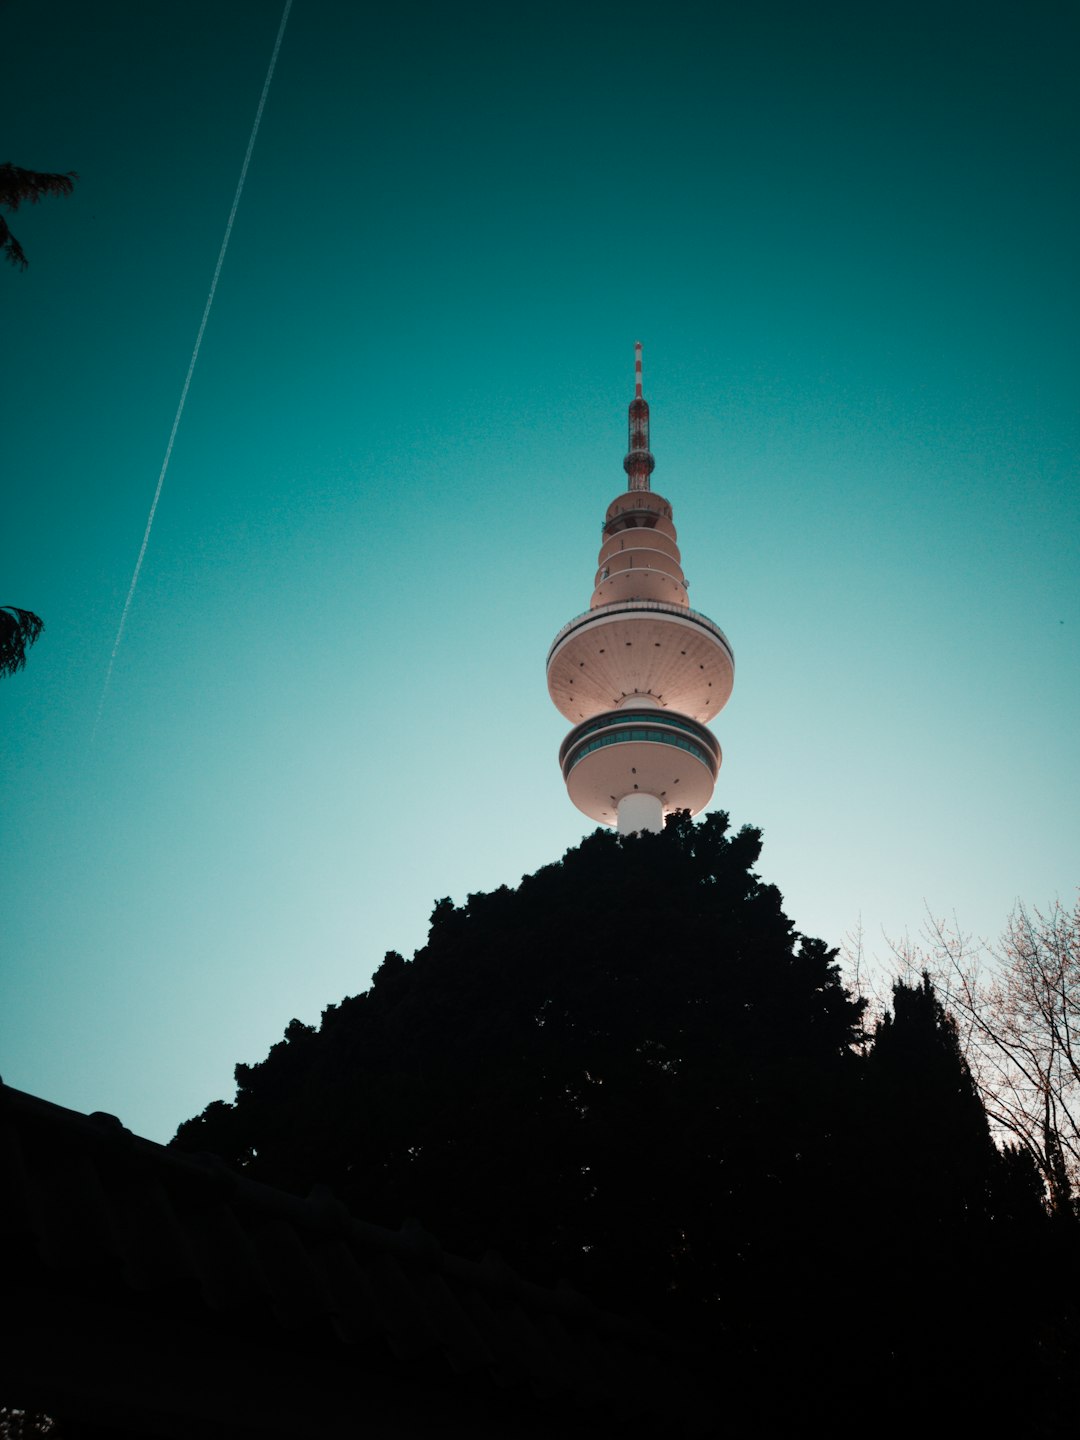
[863,974,997,1225]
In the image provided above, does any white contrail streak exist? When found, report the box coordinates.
[94,0,293,739]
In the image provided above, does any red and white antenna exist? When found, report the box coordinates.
[624,340,655,491]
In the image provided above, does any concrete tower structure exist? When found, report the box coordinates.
[547,345,734,833]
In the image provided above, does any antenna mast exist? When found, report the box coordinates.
[623,340,655,491]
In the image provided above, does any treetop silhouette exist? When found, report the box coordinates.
[0,608,44,679]
[176,814,869,1317]
[0,164,78,270]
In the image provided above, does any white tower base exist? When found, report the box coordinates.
[617,792,664,835]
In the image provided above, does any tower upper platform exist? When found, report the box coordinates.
[547,600,733,725]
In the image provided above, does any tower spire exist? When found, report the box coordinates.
[624,340,655,491]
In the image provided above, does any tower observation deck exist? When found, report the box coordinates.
[547,345,734,833]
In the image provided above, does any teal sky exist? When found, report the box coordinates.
[3,0,1078,1142]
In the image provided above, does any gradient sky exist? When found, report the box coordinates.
[3,0,1078,1142]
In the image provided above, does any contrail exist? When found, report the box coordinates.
[94,0,293,739]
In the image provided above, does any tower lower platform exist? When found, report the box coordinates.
[558,707,721,828]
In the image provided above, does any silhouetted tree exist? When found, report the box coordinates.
[0,608,44,678]
[173,817,1078,1434]
[864,974,998,1223]
[176,813,866,1334]
[1,164,77,270]
[900,903,1080,1218]
[0,1409,61,1438]
[851,973,1074,1433]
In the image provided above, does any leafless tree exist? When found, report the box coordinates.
[891,899,1079,1217]
[840,916,891,1043]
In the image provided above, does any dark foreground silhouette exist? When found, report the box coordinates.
[173,814,1077,1435]
[4,815,1075,1436]
[3,1080,698,1439]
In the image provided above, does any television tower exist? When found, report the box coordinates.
[547,345,734,833]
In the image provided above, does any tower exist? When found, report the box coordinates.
[547,345,734,833]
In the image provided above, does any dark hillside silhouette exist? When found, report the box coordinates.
[174,814,1076,1434]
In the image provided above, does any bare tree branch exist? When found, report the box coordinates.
[908,899,1080,1217]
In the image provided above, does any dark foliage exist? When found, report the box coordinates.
[176,815,864,1321]
[850,976,1070,1428]
[0,164,77,270]
[0,1410,60,1439]
[0,608,44,678]
[863,974,1000,1224]
[175,815,1077,1434]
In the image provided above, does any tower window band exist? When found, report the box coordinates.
[563,728,714,780]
